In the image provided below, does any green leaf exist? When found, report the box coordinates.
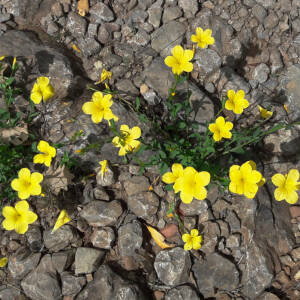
[5,77,15,86]
[138,114,147,123]
[231,147,246,154]
[135,97,141,111]
[252,128,261,138]
[178,122,186,129]
[158,150,167,159]
[164,184,173,191]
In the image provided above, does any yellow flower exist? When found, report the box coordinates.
[0,257,8,267]
[52,209,71,233]
[182,229,202,251]
[30,77,55,104]
[208,116,233,142]
[12,57,17,68]
[82,91,119,124]
[112,125,141,156]
[164,45,194,75]
[33,140,56,167]
[0,56,5,61]
[246,160,265,187]
[174,166,210,204]
[99,160,108,178]
[225,90,249,114]
[191,27,215,49]
[95,69,112,84]
[272,169,300,204]
[258,105,273,119]
[11,168,43,199]
[229,162,262,199]
[162,163,184,191]
[2,200,38,234]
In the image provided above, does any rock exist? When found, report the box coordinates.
[66,12,86,38]
[257,292,280,300]
[127,192,159,220]
[77,37,101,57]
[264,12,279,29]
[93,186,110,201]
[252,5,267,23]
[115,79,139,95]
[179,199,208,218]
[292,19,300,33]
[225,210,241,232]
[25,225,43,252]
[0,30,74,99]
[76,264,148,300]
[252,63,270,83]
[178,0,198,18]
[118,221,143,256]
[291,247,300,261]
[21,254,61,300]
[0,13,12,23]
[91,227,116,249]
[8,247,41,280]
[80,200,123,226]
[52,250,74,273]
[241,240,274,298]
[43,225,78,252]
[289,206,300,218]
[90,3,115,23]
[255,0,276,8]
[194,49,222,75]
[75,247,105,275]
[96,164,116,187]
[128,29,151,46]
[154,247,191,286]
[148,6,162,28]
[226,234,241,248]
[0,287,26,300]
[269,49,283,73]
[61,271,86,296]
[192,253,239,298]
[164,285,199,300]
[123,176,150,196]
[151,21,186,57]
[163,7,182,23]
[129,9,148,23]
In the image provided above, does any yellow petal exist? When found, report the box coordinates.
[216,116,225,126]
[195,171,210,186]
[227,90,235,100]
[236,90,245,100]
[225,99,234,111]
[82,102,96,115]
[2,206,18,219]
[208,123,216,133]
[194,186,207,200]
[11,178,21,191]
[0,257,8,268]
[2,218,16,230]
[31,172,43,184]
[15,200,29,213]
[196,27,203,36]
[18,190,31,200]
[37,140,49,153]
[52,210,71,233]
[173,177,184,193]
[171,163,183,177]
[285,191,298,204]
[183,62,193,73]
[26,211,38,224]
[162,172,176,184]
[172,45,184,60]
[272,173,285,187]
[130,126,141,139]
[182,233,191,242]
[91,112,104,124]
[14,219,28,234]
[147,225,175,249]
[274,187,286,201]
[180,192,193,204]
[33,153,46,164]
[42,85,55,101]
[183,49,194,61]
[30,91,42,104]
[37,77,50,87]
[184,242,193,251]
[190,229,199,237]
[287,169,299,182]
[29,183,42,196]
[165,56,177,68]
[18,168,31,180]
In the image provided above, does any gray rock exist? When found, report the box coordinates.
[77,37,101,57]
[123,176,150,196]
[98,25,110,44]
[0,30,74,99]
[178,0,198,18]
[221,67,251,94]
[91,227,116,249]
[8,247,41,280]
[252,4,267,23]
[87,23,98,38]
[165,285,199,300]
[264,12,279,29]
[148,6,162,28]
[195,48,222,75]
[43,225,78,252]
[76,264,148,300]
[80,200,123,227]
[0,287,26,300]
[102,53,122,68]
[192,253,239,298]
[225,210,241,232]
[93,186,110,201]
[51,250,74,273]
[90,3,114,23]
[292,19,300,33]
[163,7,182,23]
[127,192,159,220]
[61,271,86,296]
[257,292,280,300]
[46,21,59,35]
[226,234,241,248]
[154,247,191,286]
[129,9,148,23]
[255,0,276,8]
[241,241,274,298]
[25,225,42,252]
[21,254,61,300]
[269,49,283,73]
[66,12,86,37]
[128,29,150,46]
[118,221,143,256]
[0,13,11,23]
[75,247,105,275]
[179,199,208,217]
[151,21,185,57]
[116,79,139,95]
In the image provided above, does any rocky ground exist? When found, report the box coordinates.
[0,0,300,299]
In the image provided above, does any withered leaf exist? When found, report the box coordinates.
[146,225,175,249]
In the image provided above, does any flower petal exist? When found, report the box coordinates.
[31,172,43,184]
[162,172,176,184]
[287,169,299,182]
[14,219,28,234]
[274,187,286,201]
[195,171,210,186]
[130,126,141,139]
[91,112,104,124]
[194,186,207,200]
[182,233,191,242]
[164,56,177,68]
[15,201,29,213]
[26,211,38,224]
[37,77,50,86]
[180,192,193,204]
[18,190,31,200]
[37,140,49,153]
[30,91,42,104]
[29,183,42,196]
[190,229,198,237]
[2,219,15,230]
[184,242,193,251]
[285,191,298,204]
[33,154,46,164]
[82,102,96,115]
[172,45,184,60]
[11,178,21,191]
[183,49,194,61]
[172,163,183,177]
[272,173,285,187]
[227,90,235,100]
[18,168,31,180]
[2,206,18,219]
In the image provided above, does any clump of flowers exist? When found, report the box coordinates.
[225,89,249,114]
[258,105,273,119]
[11,168,43,199]
[164,45,194,75]
[52,209,71,233]
[112,125,141,156]
[191,27,215,49]
[208,116,233,142]
[2,200,38,234]
[33,140,56,167]
[173,166,210,204]
[229,161,262,199]
[30,77,55,104]
[182,229,202,250]
[272,169,300,204]
[82,91,118,124]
